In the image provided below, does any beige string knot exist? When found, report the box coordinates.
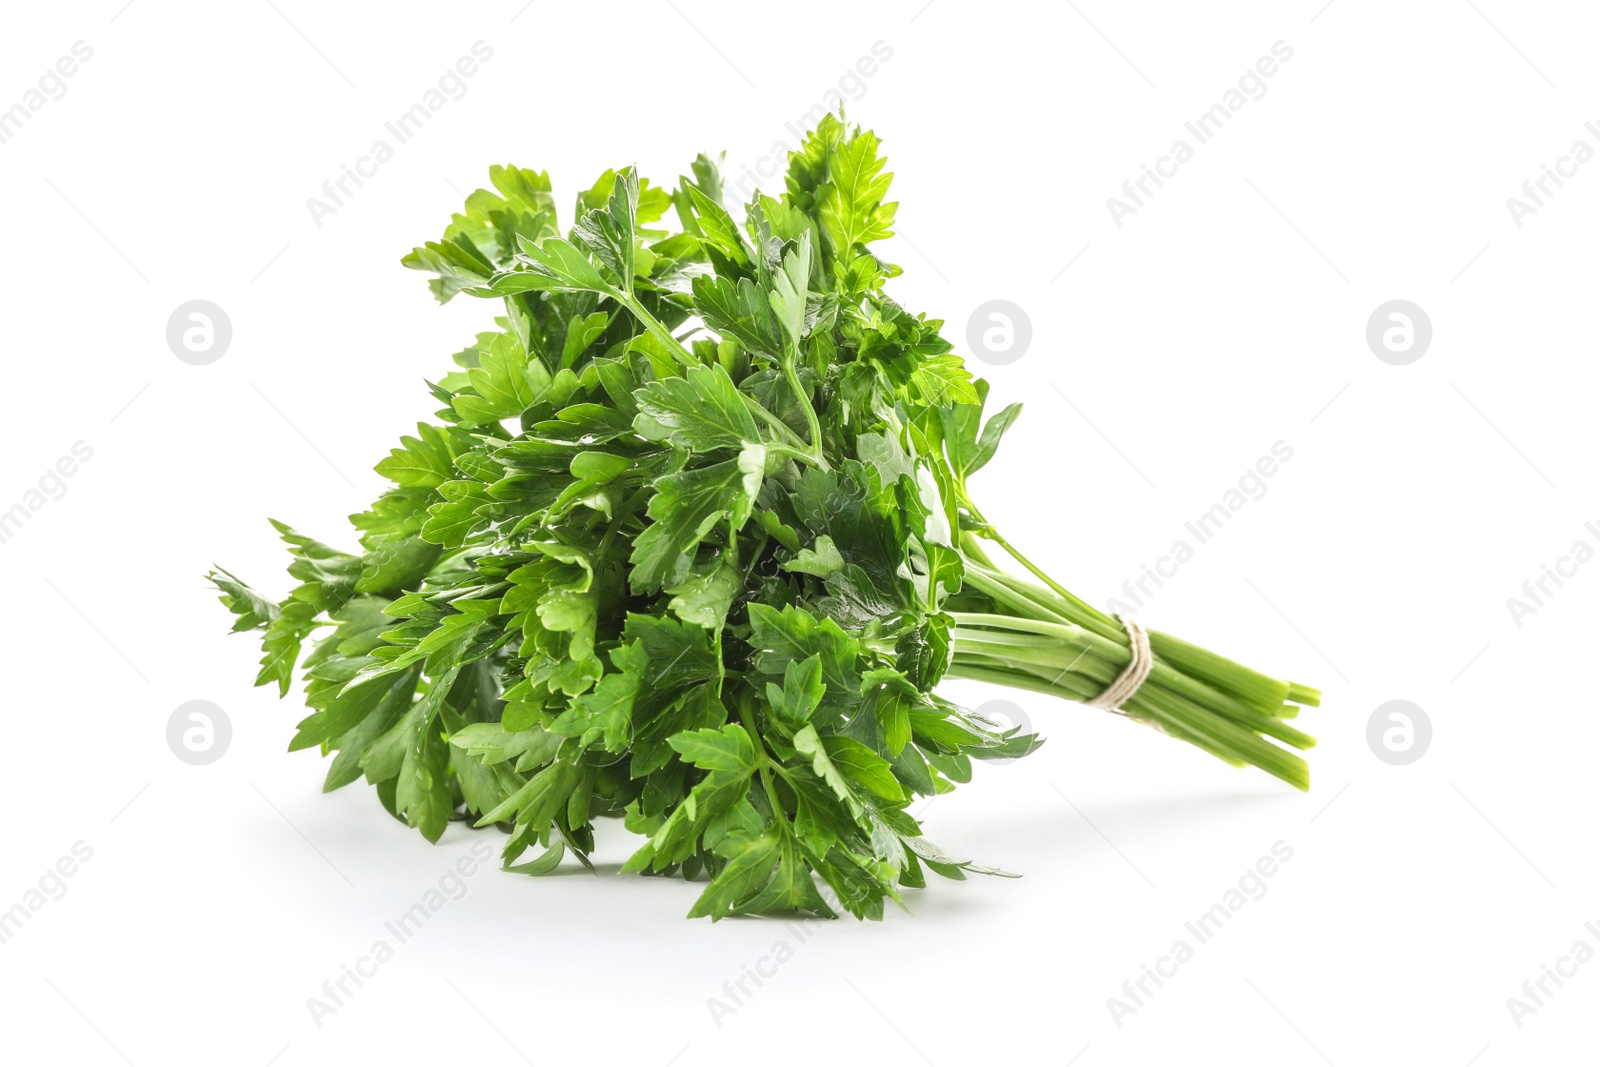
[1088,616,1153,712]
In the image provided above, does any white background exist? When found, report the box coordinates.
[1,1,1596,1064]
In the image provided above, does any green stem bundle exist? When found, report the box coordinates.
[945,514,1319,788]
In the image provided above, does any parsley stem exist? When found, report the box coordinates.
[951,494,1319,788]
[959,511,1306,714]
[947,657,1309,789]
[743,528,771,582]
[614,291,700,368]
[959,492,1113,638]
[767,442,831,471]
[742,397,828,469]
[781,356,827,469]
[734,692,786,818]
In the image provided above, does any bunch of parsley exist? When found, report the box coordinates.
[212,115,1319,920]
